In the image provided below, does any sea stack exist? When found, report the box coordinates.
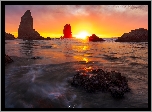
[18,10,44,40]
[5,32,15,40]
[63,24,72,38]
[89,34,105,42]
[115,28,148,42]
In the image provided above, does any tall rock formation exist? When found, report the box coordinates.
[18,10,44,40]
[5,32,15,40]
[63,24,72,38]
[115,28,148,42]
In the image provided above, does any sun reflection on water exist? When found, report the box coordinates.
[82,46,88,50]
[83,57,89,63]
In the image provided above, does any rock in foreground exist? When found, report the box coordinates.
[5,54,13,65]
[115,28,148,42]
[71,67,130,98]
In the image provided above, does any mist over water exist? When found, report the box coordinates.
[5,38,148,108]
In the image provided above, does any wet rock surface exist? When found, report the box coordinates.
[71,67,130,98]
[5,54,13,65]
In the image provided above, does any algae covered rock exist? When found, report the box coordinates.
[70,67,130,98]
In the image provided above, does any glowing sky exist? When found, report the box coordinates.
[5,5,148,38]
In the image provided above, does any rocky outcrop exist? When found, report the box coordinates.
[46,37,51,40]
[70,67,130,98]
[89,34,105,42]
[18,10,44,40]
[115,28,148,42]
[5,54,13,65]
[5,32,15,40]
[63,24,72,38]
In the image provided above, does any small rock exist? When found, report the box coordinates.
[5,54,13,65]
[31,56,42,59]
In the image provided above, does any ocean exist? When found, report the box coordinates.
[5,38,148,108]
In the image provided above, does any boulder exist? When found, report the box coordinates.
[89,34,105,42]
[70,67,130,98]
[5,54,13,65]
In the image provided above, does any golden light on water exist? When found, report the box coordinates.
[83,57,89,63]
[84,66,92,70]
[82,46,89,50]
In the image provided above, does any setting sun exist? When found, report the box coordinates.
[76,31,90,39]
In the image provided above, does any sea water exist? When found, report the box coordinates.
[5,38,148,108]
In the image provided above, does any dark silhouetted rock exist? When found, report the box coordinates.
[115,28,148,42]
[63,24,72,38]
[89,34,105,42]
[18,10,44,40]
[31,56,42,59]
[41,45,52,49]
[60,36,64,39]
[46,37,51,40]
[70,67,130,98]
[5,32,15,40]
[5,54,13,65]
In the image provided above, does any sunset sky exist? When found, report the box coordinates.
[5,5,148,38]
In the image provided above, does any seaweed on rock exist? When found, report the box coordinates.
[71,67,130,98]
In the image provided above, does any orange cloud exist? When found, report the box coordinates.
[5,5,148,38]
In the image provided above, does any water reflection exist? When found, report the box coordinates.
[83,57,89,63]
[20,40,34,56]
[62,39,73,57]
[5,39,148,66]
[82,46,89,50]
[5,39,148,108]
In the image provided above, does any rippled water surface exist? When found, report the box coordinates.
[5,38,148,108]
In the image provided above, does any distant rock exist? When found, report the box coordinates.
[60,36,64,39]
[5,32,15,40]
[5,54,13,65]
[115,28,148,42]
[62,24,72,38]
[18,10,44,40]
[46,37,51,40]
[89,34,105,42]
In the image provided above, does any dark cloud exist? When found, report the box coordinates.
[5,5,148,18]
